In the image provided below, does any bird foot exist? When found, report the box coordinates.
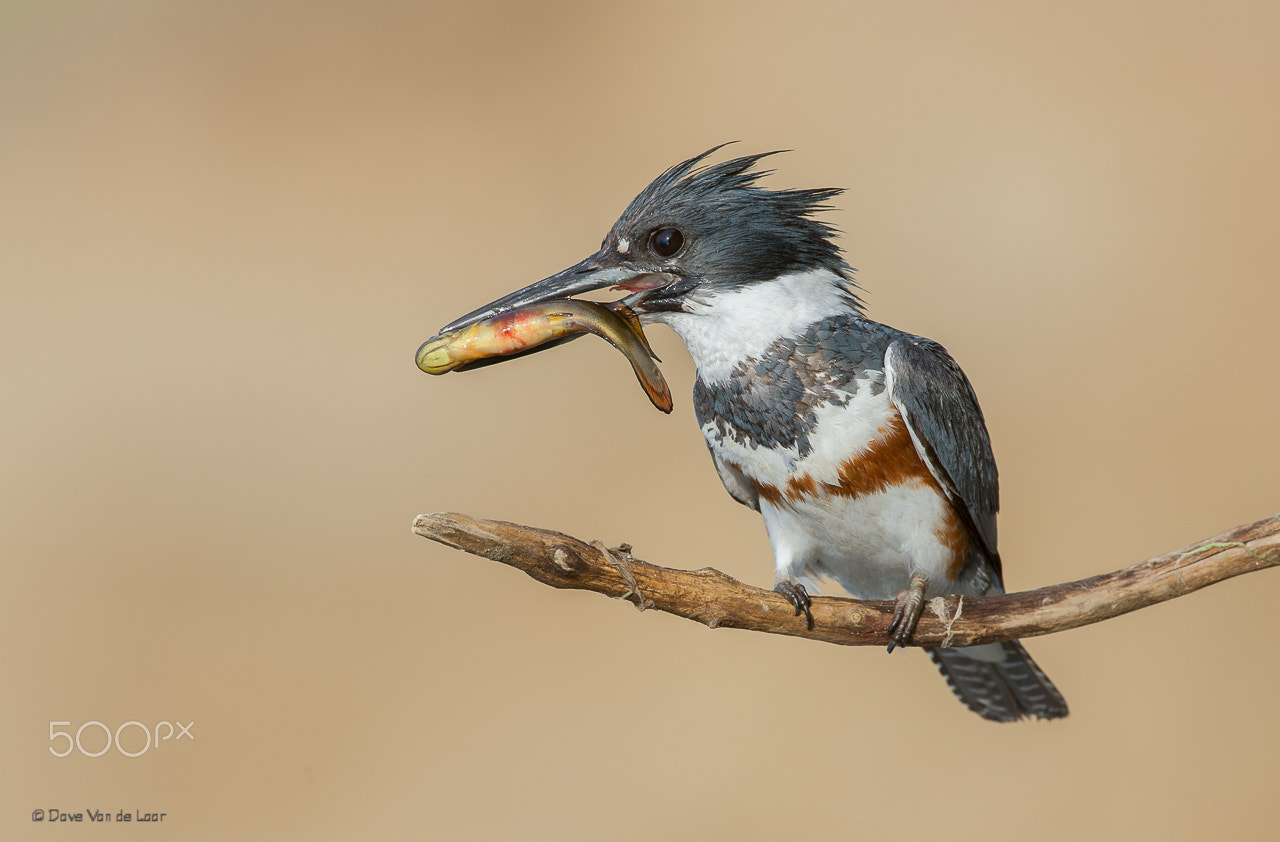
[774,581,813,630]
[886,573,929,653]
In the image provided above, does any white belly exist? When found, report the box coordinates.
[699,380,970,599]
[759,483,959,600]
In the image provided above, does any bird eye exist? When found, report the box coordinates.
[650,227,685,259]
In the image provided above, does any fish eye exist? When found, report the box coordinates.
[650,227,685,259]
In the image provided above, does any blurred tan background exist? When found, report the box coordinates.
[3,1,1278,839]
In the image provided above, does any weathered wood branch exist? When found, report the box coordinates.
[412,512,1280,647]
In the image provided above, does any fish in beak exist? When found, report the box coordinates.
[416,296,672,413]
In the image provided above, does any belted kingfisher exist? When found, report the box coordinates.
[442,146,1068,721]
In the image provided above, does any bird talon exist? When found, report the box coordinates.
[886,573,928,653]
[774,581,814,630]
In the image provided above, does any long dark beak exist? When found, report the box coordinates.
[440,253,643,333]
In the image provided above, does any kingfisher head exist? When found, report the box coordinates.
[440,145,860,334]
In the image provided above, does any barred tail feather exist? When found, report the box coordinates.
[926,642,1068,722]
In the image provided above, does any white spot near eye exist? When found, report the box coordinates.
[617,238,629,255]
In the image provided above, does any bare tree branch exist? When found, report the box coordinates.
[412,512,1280,647]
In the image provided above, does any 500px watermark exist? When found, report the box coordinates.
[48,720,194,758]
